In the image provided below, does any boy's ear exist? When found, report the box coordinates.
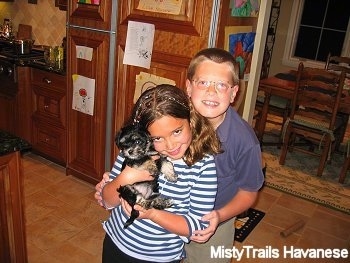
[230,84,239,103]
[185,79,192,97]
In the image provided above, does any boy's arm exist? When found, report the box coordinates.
[190,189,258,243]
[217,189,258,222]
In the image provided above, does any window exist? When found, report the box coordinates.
[283,0,350,68]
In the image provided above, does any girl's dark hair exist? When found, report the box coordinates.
[187,48,239,85]
[130,84,221,166]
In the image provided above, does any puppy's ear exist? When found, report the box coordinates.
[115,127,125,147]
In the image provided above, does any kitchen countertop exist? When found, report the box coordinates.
[28,58,66,75]
[0,130,31,156]
[28,46,66,75]
[0,41,66,75]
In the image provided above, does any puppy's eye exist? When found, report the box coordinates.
[135,140,141,144]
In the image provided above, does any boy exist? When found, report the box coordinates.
[185,48,264,263]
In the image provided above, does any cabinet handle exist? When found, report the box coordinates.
[44,105,49,109]
[45,138,50,142]
[43,78,52,84]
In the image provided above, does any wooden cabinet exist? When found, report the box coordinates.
[66,27,111,184]
[68,0,114,30]
[55,0,67,11]
[0,93,15,133]
[15,67,32,143]
[0,151,27,263]
[0,66,31,143]
[31,69,67,165]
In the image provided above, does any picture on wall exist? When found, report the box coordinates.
[224,26,256,80]
[77,0,100,5]
[230,0,260,17]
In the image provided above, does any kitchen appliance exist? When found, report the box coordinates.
[13,39,35,54]
[0,41,43,96]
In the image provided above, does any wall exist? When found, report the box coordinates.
[0,0,66,46]
[268,0,294,76]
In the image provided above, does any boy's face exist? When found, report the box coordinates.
[186,60,239,128]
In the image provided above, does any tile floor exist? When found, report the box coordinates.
[21,147,349,263]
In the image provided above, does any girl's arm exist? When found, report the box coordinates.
[97,154,154,209]
[129,156,217,238]
[122,199,190,236]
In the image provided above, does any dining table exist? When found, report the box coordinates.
[256,71,350,143]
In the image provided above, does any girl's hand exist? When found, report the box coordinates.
[120,200,156,220]
[133,204,156,219]
[190,210,219,243]
[94,172,111,207]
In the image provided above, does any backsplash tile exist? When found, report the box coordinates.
[0,0,66,46]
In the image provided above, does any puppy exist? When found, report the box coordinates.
[115,124,176,228]
[117,179,173,228]
[115,124,177,182]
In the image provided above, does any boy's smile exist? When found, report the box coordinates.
[187,60,238,128]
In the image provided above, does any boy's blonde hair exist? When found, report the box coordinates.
[187,48,239,85]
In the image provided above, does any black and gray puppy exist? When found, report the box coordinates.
[117,179,173,228]
[115,124,176,228]
[115,124,177,182]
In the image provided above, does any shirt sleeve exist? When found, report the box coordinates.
[109,153,125,179]
[180,155,217,242]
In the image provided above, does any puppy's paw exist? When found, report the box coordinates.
[151,197,173,209]
[161,161,177,182]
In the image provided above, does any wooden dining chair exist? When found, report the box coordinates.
[325,53,350,150]
[254,87,290,147]
[339,139,350,184]
[325,53,350,74]
[279,62,346,177]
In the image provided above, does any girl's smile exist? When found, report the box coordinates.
[148,115,192,161]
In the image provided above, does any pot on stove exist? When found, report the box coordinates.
[13,39,35,54]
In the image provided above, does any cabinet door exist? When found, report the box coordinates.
[0,152,27,263]
[55,0,67,11]
[0,94,15,133]
[68,0,114,30]
[31,120,67,165]
[15,67,32,143]
[31,70,67,128]
[66,27,110,184]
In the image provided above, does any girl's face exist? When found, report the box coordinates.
[148,115,192,160]
[186,60,238,129]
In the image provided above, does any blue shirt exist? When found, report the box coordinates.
[103,153,217,262]
[214,107,264,209]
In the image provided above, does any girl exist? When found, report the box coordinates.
[96,84,221,263]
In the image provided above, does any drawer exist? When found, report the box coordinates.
[32,85,66,127]
[31,68,66,91]
[32,120,66,165]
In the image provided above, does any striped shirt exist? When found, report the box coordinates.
[103,153,217,262]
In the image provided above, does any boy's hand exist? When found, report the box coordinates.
[190,210,219,243]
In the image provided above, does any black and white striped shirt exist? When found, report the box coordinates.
[103,153,217,262]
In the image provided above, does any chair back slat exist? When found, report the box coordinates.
[290,63,345,130]
[325,54,350,76]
